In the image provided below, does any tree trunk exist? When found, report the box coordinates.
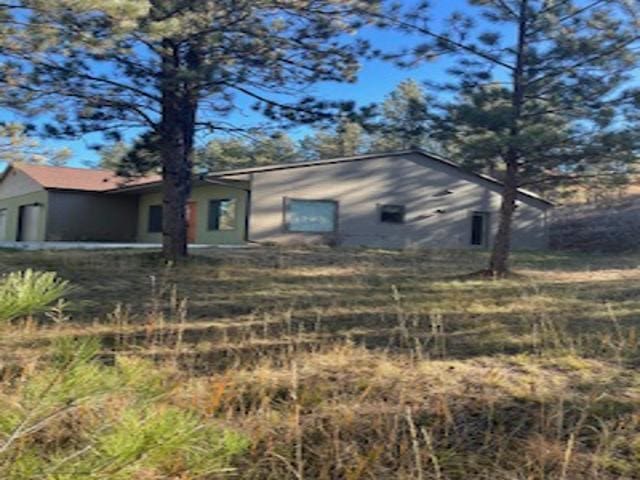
[160,129,191,262]
[158,40,199,262]
[489,159,518,276]
[488,0,528,277]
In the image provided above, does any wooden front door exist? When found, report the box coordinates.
[186,202,197,244]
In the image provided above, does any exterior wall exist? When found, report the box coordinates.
[137,184,248,244]
[247,153,550,250]
[0,169,43,200]
[0,190,48,242]
[47,191,138,242]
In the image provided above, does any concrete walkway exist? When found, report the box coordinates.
[0,242,250,251]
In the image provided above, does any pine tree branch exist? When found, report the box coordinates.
[227,84,333,118]
[529,0,610,36]
[361,9,516,71]
[525,35,640,90]
[490,0,518,19]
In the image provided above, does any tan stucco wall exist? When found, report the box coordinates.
[246,153,550,250]
[137,184,248,244]
[0,190,48,242]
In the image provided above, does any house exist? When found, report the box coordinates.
[0,150,552,249]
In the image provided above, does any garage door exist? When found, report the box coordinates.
[18,205,41,241]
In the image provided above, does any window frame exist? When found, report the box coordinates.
[208,198,237,231]
[379,204,406,224]
[470,211,490,247]
[147,204,163,233]
[283,197,339,234]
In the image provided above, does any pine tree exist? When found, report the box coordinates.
[199,132,299,171]
[386,0,639,276]
[371,79,433,152]
[96,142,131,171]
[0,123,71,166]
[0,0,380,260]
[300,119,369,160]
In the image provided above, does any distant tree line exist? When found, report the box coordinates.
[96,79,437,171]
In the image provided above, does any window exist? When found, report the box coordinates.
[380,205,405,224]
[208,199,237,231]
[285,198,337,233]
[148,205,162,233]
[0,209,6,240]
[471,212,490,246]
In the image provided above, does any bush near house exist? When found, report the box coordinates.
[1,247,640,479]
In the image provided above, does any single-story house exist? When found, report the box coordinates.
[0,150,552,249]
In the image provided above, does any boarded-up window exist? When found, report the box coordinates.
[471,212,490,246]
[208,199,236,231]
[380,205,405,224]
[0,209,6,240]
[148,205,162,233]
[285,199,337,233]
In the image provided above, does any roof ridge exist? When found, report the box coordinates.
[15,162,114,175]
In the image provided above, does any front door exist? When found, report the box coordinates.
[186,202,197,244]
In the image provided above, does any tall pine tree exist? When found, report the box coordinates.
[383,0,639,276]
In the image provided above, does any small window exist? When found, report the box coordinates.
[208,199,237,231]
[285,198,337,233]
[0,209,6,240]
[380,205,405,224]
[148,205,163,233]
[471,212,489,246]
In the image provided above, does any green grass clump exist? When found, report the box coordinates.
[0,337,248,480]
[0,269,71,323]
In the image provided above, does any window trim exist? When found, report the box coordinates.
[207,198,237,231]
[283,197,339,234]
[147,204,163,233]
[379,204,406,224]
[470,211,490,247]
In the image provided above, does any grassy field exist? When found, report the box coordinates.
[1,246,640,479]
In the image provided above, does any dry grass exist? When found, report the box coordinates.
[2,246,640,478]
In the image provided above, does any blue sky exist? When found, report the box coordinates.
[1,0,634,168]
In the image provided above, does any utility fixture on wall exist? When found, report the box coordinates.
[433,189,454,197]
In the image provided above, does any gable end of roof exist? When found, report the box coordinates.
[209,149,553,208]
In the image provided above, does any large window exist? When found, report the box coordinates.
[208,199,237,231]
[380,204,405,224]
[471,212,490,246]
[0,209,6,240]
[285,198,338,233]
[148,205,163,233]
